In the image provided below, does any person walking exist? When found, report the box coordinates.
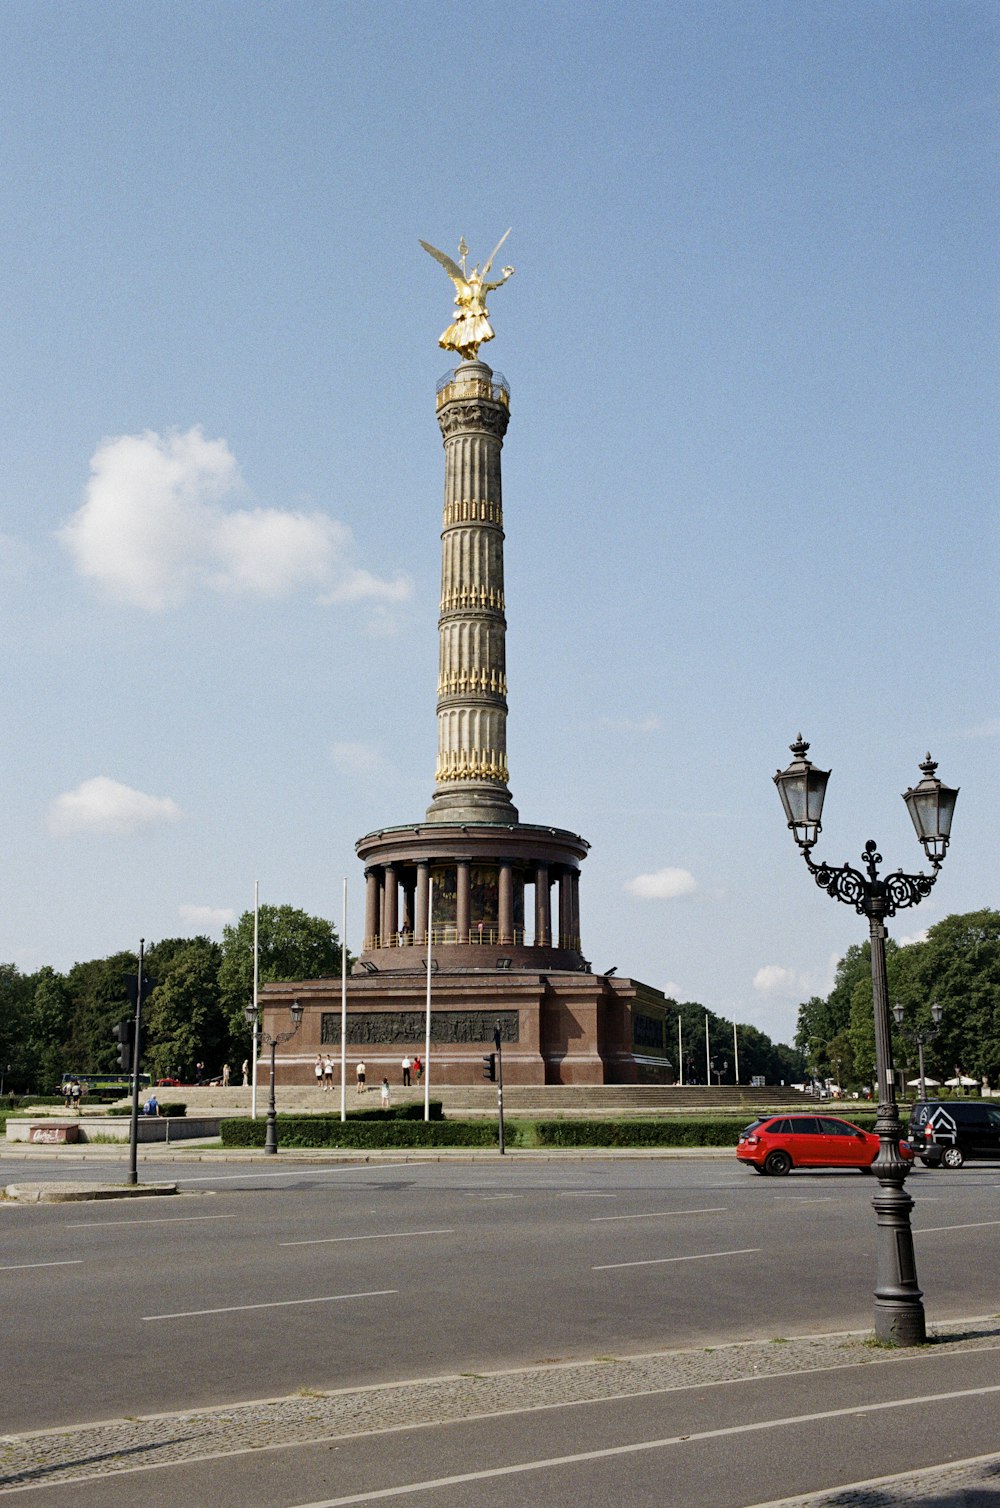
[356,1060,366,1094]
[241,1058,250,1086]
[323,1054,335,1091]
[222,1063,230,1087]
[413,1054,422,1085]
[315,1055,324,1092]
[380,1077,391,1108]
[401,1053,411,1088]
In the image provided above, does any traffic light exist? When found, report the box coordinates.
[482,1053,496,1082]
[112,1018,135,1072]
[123,974,157,1009]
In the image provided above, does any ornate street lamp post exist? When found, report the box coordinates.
[893,1000,944,1105]
[244,999,304,1155]
[774,738,958,1346]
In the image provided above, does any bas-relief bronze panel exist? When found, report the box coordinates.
[321,1010,520,1046]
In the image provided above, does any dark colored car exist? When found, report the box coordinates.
[737,1113,912,1176]
[908,1099,1000,1169]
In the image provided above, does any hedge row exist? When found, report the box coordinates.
[221,1116,501,1149]
[346,1101,444,1121]
[107,1102,187,1118]
[533,1117,752,1148]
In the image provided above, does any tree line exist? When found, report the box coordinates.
[795,908,1000,1092]
[0,905,343,1093]
[0,901,812,1093]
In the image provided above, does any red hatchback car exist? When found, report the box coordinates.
[737,1114,913,1176]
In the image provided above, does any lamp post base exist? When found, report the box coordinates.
[872,1173,925,1346]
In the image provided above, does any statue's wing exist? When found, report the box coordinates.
[419,239,466,290]
[481,228,511,277]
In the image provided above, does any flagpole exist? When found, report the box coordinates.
[424,877,433,1122]
[705,1012,711,1087]
[251,880,260,1120]
[340,877,348,1123]
[733,1019,740,1086]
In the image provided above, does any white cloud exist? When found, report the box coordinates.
[59,426,411,611]
[48,777,182,836]
[625,866,698,900]
[331,741,396,780]
[753,964,797,994]
[179,904,236,930]
[898,928,929,947]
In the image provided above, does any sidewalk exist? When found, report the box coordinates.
[1,1318,997,1500]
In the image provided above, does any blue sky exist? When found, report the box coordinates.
[2,1,996,1045]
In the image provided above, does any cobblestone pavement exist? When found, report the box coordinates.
[1,1320,999,1497]
[755,1449,1000,1506]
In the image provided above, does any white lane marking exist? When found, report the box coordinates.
[593,1247,760,1271]
[291,1381,1000,1506]
[67,1214,237,1227]
[460,1193,524,1200]
[143,1289,397,1321]
[174,1161,435,1183]
[0,1259,84,1271]
[916,1219,1000,1234]
[281,1229,454,1247]
[557,1191,617,1197]
[772,1197,835,1203]
[591,1207,726,1223]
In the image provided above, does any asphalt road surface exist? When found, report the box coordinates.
[2,1151,999,1504]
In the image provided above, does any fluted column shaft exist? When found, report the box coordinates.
[427,361,518,824]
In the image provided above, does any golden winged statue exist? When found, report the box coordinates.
[419,231,515,361]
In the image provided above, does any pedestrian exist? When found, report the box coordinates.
[69,1079,82,1113]
[380,1077,391,1108]
[356,1060,366,1094]
[315,1054,324,1091]
[222,1063,230,1087]
[323,1054,335,1090]
[401,1053,411,1087]
[195,1061,205,1085]
[413,1054,422,1084]
[241,1058,250,1086]
[63,1080,72,1110]
[142,1093,159,1116]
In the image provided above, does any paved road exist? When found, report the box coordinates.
[2,1151,999,1503]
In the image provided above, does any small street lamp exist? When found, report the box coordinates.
[893,1000,944,1105]
[774,738,958,1347]
[244,999,304,1155]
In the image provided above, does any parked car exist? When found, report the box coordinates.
[157,1077,182,1087]
[737,1114,912,1176]
[907,1099,1000,1169]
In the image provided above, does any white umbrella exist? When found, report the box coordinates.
[944,1075,978,1087]
[907,1077,940,1088]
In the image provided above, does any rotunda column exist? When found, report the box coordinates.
[456,859,471,943]
[415,861,430,943]
[534,862,551,947]
[498,862,514,944]
[364,868,380,951]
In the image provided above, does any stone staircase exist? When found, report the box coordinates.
[127,1083,810,1119]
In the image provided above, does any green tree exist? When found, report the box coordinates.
[25,967,73,1094]
[0,963,36,1093]
[219,904,343,1043]
[144,939,225,1080]
[63,952,137,1073]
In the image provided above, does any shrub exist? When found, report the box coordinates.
[221,1115,503,1149]
[533,1117,751,1148]
[348,1101,444,1121]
